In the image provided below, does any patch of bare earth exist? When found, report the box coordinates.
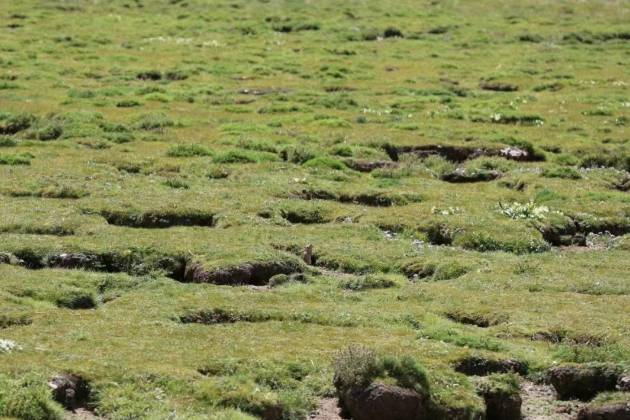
[309,398,343,420]
[65,408,100,419]
[521,380,584,420]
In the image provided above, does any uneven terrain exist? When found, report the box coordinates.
[0,0,629,419]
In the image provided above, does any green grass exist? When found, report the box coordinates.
[0,0,628,418]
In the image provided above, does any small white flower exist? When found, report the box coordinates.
[0,339,21,353]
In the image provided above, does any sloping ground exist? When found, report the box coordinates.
[0,0,629,418]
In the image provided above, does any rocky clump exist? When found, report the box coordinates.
[548,364,623,401]
[49,373,91,410]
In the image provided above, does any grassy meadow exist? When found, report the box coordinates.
[0,0,629,418]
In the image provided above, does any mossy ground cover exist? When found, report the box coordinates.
[0,0,628,418]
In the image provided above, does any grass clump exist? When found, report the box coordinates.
[39,185,88,199]
[0,153,32,165]
[116,99,142,108]
[420,327,506,352]
[280,145,318,164]
[134,113,175,131]
[455,231,551,254]
[162,178,190,189]
[303,156,347,170]
[339,275,397,291]
[0,314,31,329]
[401,260,469,281]
[0,137,17,147]
[213,150,276,164]
[542,166,582,179]
[167,144,212,158]
[0,374,65,420]
[207,167,231,179]
[278,201,331,224]
[333,346,429,394]
[54,288,97,309]
[35,123,63,141]
[476,373,520,395]
[0,112,36,135]
[196,359,321,419]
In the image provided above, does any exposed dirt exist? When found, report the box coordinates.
[548,364,621,400]
[280,209,330,224]
[577,401,630,419]
[337,384,428,420]
[480,81,519,92]
[50,373,100,420]
[183,260,303,286]
[384,144,490,162]
[441,168,502,183]
[384,144,543,163]
[64,408,100,419]
[238,87,290,96]
[0,314,32,329]
[180,308,260,324]
[292,188,415,207]
[475,378,522,420]
[538,218,630,247]
[521,380,584,420]
[343,159,398,173]
[531,329,606,347]
[309,398,343,420]
[446,311,506,328]
[454,356,528,376]
[100,210,215,228]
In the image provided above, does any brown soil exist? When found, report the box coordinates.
[65,408,100,419]
[309,398,343,420]
[521,380,584,420]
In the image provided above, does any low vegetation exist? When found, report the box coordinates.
[0,0,628,418]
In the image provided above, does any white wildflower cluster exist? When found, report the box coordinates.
[411,239,425,250]
[498,201,549,220]
[0,339,21,353]
[144,37,220,47]
[431,206,463,216]
[362,108,392,116]
[145,36,193,44]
